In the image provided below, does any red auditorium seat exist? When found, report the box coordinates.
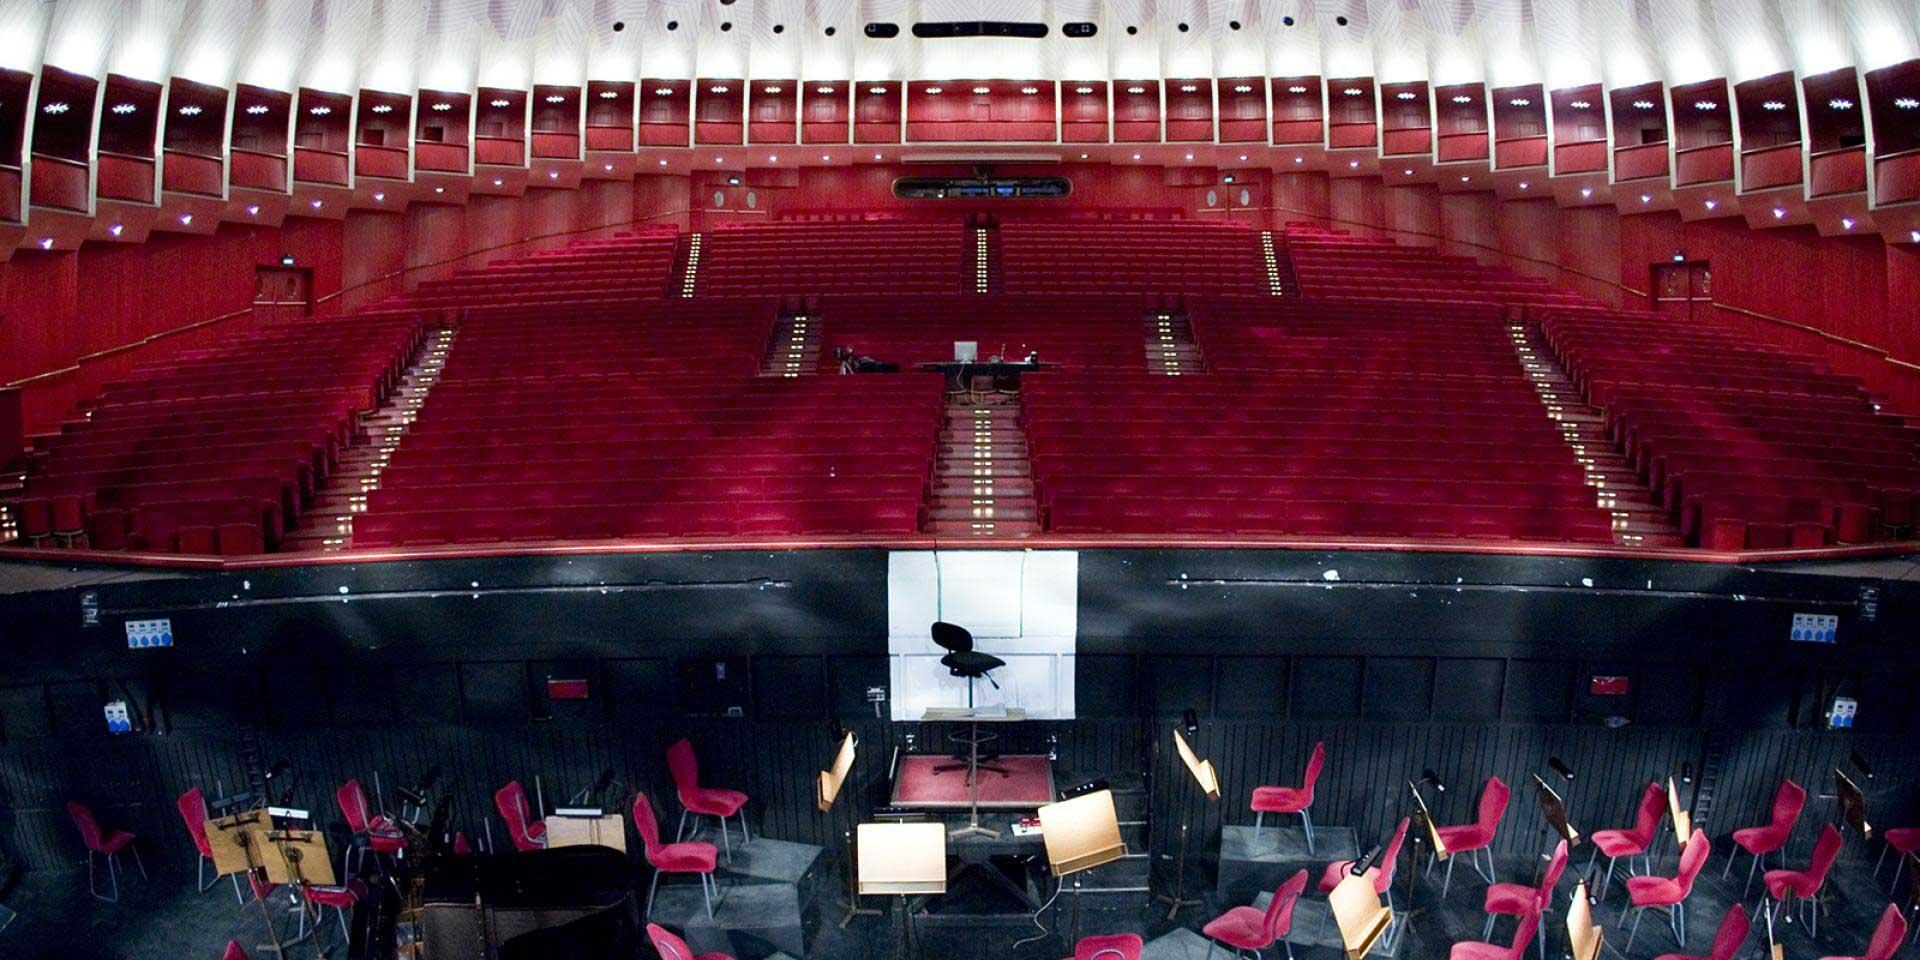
[1761,824,1844,935]
[1815,905,1909,960]
[632,792,719,920]
[1432,777,1510,896]
[1625,830,1711,951]
[1251,741,1325,852]
[1726,779,1806,895]
[1587,781,1666,899]
[1202,868,1307,960]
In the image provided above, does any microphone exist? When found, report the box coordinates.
[1549,757,1575,781]
[1422,769,1446,792]
[1350,842,1384,876]
[1850,751,1874,779]
[592,767,615,794]
[1181,708,1200,735]
[1680,762,1693,784]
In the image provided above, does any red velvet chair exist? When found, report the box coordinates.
[1450,910,1540,960]
[1625,829,1711,951]
[647,922,735,960]
[1872,827,1920,891]
[1652,904,1749,960]
[336,778,406,875]
[1202,867,1306,960]
[1068,933,1145,960]
[667,738,751,861]
[1725,779,1806,897]
[1763,823,1843,937]
[1588,781,1666,899]
[68,800,146,902]
[1483,839,1568,959]
[1816,904,1908,960]
[17,498,53,545]
[1432,776,1511,897]
[1320,817,1412,951]
[222,941,251,960]
[633,792,719,920]
[299,878,368,941]
[178,787,245,902]
[51,494,87,546]
[493,780,547,852]
[1251,741,1326,853]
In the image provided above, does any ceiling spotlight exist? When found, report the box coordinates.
[604,163,613,171]
[370,104,393,113]
[1344,88,1364,96]
[715,156,724,164]
[1761,100,1786,111]
[659,160,668,166]
[1396,91,1417,100]
[1126,86,1146,95]
[762,85,783,94]
[1841,217,1855,229]
[653,88,674,96]
[767,155,777,162]
[1233,85,1253,93]
[926,86,944,94]
[43,102,69,114]
[1403,168,1413,175]
[311,199,323,208]
[374,191,385,201]
[1911,230,1920,242]
[431,102,452,111]
[1020,86,1040,95]
[706,86,728,95]
[1132,153,1141,160]
[1179,84,1198,93]
[109,223,124,236]
[1704,199,1717,209]
[1074,86,1095,94]
[308,105,331,115]
[491,99,512,107]
[247,205,260,215]
[821,154,830,161]
[1632,100,1656,110]
[1509,97,1531,106]
[1185,153,1194,160]
[1288,85,1308,94]
[548,170,559,178]
[1519,181,1530,189]
[245,104,269,115]
[1294,156,1304,163]
[38,237,53,250]
[1349,159,1360,168]
[874,153,883,160]
[1772,207,1786,219]
[1828,98,1853,110]
[1239,154,1248,161]
[1460,175,1470,182]
[1893,97,1919,110]
[599,90,619,99]
[1080,153,1089,159]
[867,86,887,94]
[111,103,136,114]
[1451,95,1472,103]
[1640,194,1651,203]
[1580,187,1592,197]
[971,86,990,94]
[433,187,444,194]
[493,177,504,185]
[1693,101,1717,110]
[815,85,835,94]
[177,105,203,116]
[179,214,193,225]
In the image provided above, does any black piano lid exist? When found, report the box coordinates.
[422,846,634,910]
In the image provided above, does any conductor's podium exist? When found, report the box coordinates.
[1217,823,1360,902]
[649,832,827,959]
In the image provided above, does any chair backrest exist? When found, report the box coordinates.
[178,787,212,856]
[222,940,251,960]
[67,801,103,851]
[647,922,705,960]
[1538,839,1570,905]
[631,792,664,854]
[1630,780,1667,845]
[1770,779,1807,831]
[1674,829,1711,892]
[1478,776,1512,832]
[1708,904,1751,960]
[1864,903,1909,960]
[1375,817,1412,893]
[1803,823,1843,887]
[493,781,541,852]
[1299,742,1327,795]
[1263,869,1310,941]
[666,738,702,803]
[931,621,972,653]
[336,779,372,834]
[1506,910,1542,960]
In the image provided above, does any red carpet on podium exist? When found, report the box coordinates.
[892,754,1055,808]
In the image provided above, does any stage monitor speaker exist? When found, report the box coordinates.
[678,657,750,717]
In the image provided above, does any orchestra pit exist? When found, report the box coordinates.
[3,2,1920,959]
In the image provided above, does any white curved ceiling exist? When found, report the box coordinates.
[2,0,1915,93]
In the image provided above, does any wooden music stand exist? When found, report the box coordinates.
[820,733,879,928]
[1038,790,1128,877]
[820,731,857,812]
[1834,769,1872,840]
[1161,728,1218,919]
[1329,871,1394,960]
[204,810,291,960]
[1173,729,1221,801]
[1666,777,1692,849]
[857,822,947,959]
[1409,780,1448,860]
[1533,774,1581,845]
[1566,880,1604,960]
[545,814,627,852]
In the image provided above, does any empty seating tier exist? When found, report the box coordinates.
[383,231,678,315]
[697,222,968,296]
[1000,221,1265,295]
[816,294,1153,373]
[1283,225,1589,309]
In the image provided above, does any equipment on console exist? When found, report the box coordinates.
[415,847,637,960]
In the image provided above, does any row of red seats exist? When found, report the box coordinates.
[698,223,967,296]
[1002,222,1265,295]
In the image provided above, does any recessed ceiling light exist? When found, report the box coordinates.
[874,153,883,160]
[1294,156,1304,164]
[1349,160,1359,168]
[1841,217,1855,229]
[926,86,944,95]
[247,205,260,215]
[1509,97,1531,106]
[1288,86,1308,94]
[1693,101,1717,110]
[433,187,444,194]
[548,170,559,178]
[1828,98,1854,110]
[1074,86,1095,95]
[1233,85,1253,94]
[762,85,783,94]
[604,163,613,171]
[1020,86,1040,95]
[868,86,887,95]
[494,178,504,185]
[38,237,53,249]
[1184,153,1193,160]
[1179,84,1198,93]
[109,224,124,236]
[373,191,385,201]
[110,103,135,114]
[1126,86,1146,95]
[1132,153,1141,160]
[816,85,835,94]
[1704,199,1717,209]
[1519,181,1530,189]
[1631,100,1656,110]
[971,86,990,94]
[1640,194,1651,204]
[246,104,269,114]
[1580,187,1592,197]
[370,104,392,113]
[821,154,830,161]
[491,99,512,107]
[1080,153,1089,159]
[1911,230,1920,242]
[1396,92,1417,100]
[1894,97,1919,110]
[653,88,674,97]
[1344,88,1364,96]
[1568,100,1591,109]
[311,199,323,208]
[1451,95,1472,104]
[1403,168,1413,175]
[599,90,619,99]
[431,103,452,111]
[177,105,203,116]
[1761,100,1786,111]
[767,155,777,162]
[43,102,69,114]
[1460,175,1470,182]
[1239,154,1248,161]
[706,86,728,95]
[179,214,193,225]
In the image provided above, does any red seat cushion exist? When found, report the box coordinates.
[1436,824,1493,852]
[1451,942,1512,960]
[683,787,749,818]
[98,829,137,854]
[1591,828,1651,857]
[1882,828,1920,854]
[1203,905,1272,949]
[303,879,368,908]
[1484,881,1539,916]
[1251,786,1310,814]
[649,840,718,873]
[1626,875,1687,907]
[1733,825,1791,856]
[1763,868,1819,900]
[1074,933,1145,960]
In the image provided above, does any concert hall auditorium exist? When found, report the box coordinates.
[3,2,1920,959]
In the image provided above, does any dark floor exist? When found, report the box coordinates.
[2,841,1912,960]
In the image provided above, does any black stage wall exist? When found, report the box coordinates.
[0,548,1915,879]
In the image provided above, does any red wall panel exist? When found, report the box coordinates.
[1808,149,1865,196]
[97,154,155,202]
[162,152,224,196]
[230,150,287,191]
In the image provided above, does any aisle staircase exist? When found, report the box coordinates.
[675,232,704,297]
[1508,321,1684,548]
[283,327,458,552]
[761,313,822,377]
[924,388,1039,537]
[1261,230,1297,296]
[1144,311,1206,375]
[971,223,1003,293]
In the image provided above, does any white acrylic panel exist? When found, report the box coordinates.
[887,550,1077,721]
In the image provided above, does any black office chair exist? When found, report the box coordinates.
[930,622,1010,778]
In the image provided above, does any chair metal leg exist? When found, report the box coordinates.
[1253,813,1264,848]
[1724,848,1738,878]
[720,816,732,861]
[1285,938,1296,960]
[231,871,245,904]
[1205,939,1216,960]
[1485,847,1497,883]
[129,845,146,881]
[1444,856,1457,897]
[645,871,661,920]
[1303,810,1316,854]
[1625,909,1645,952]
[740,810,751,845]
[675,810,689,843]
[1876,845,1891,879]
[1602,857,1616,899]
[1484,914,1498,940]
[701,872,714,920]
[1744,852,1761,898]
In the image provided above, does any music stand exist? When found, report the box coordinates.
[1666,777,1692,850]
[1160,728,1218,918]
[1329,871,1394,960]
[1040,789,1128,947]
[262,828,335,948]
[1533,774,1581,845]
[1834,769,1872,840]
[205,810,291,960]
[820,732,880,928]
[1566,879,1604,960]
[857,822,947,960]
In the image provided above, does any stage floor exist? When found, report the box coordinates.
[890,754,1056,809]
[8,846,1910,960]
